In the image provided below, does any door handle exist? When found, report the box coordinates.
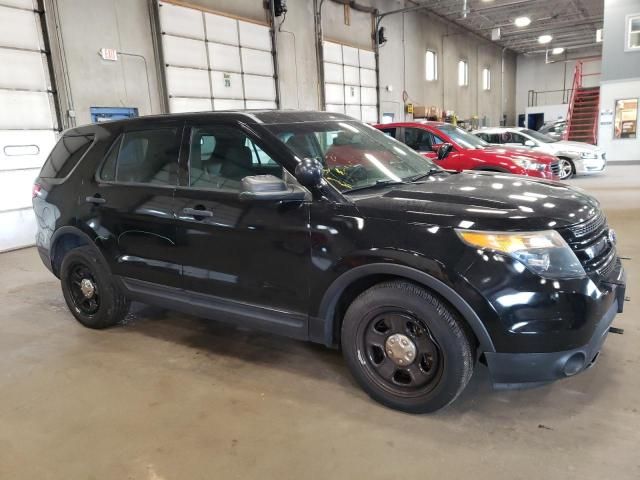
[85,195,106,204]
[182,207,213,218]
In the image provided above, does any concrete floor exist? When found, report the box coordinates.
[1,166,639,480]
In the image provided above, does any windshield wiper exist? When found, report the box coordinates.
[343,179,406,193]
[408,167,445,182]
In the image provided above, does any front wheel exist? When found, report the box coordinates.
[341,281,474,413]
[558,158,574,180]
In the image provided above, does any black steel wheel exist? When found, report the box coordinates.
[341,280,474,413]
[60,246,129,329]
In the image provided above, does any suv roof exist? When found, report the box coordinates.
[63,110,352,136]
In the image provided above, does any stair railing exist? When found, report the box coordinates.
[563,61,583,140]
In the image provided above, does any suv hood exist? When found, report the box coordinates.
[350,171,599,231]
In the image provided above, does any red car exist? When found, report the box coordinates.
[375,121,560,179]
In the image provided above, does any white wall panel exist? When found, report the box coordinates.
[1,0,36,9]
[211,71,243,99]
[169,97,212,113]
[323,62,343,84]
[0,49,47,91]
[325,104,345,114]
[245,100,277,109]
[165,66,210,98]
[0,91,53,129]
[345,105,362,120]
[0,209,37,252]
[205,13,238,45]
[325,84,344,104]
[0,6,40,51]
[238,22,271,51]
[158,2,204,39]
[362,106,378,124]
[323,41,342,64]
[343,66,359,86]
[241,48,273,76]
[344,85,360,105]
[162,35,207,69]
[361,87,377,106]
[243,75,275,101]
[0,130,55,171]
[360,68,376,88]
[213,98,245,110]
[208,42,241,72]
[0,167,38,211]
[342,46,359,67]
[359,49,376,69]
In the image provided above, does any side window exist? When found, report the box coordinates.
[510,133,527,145]
[100,128,180,185]
[40,134,94,178]
[431,133,444,145]
[188,126,283,191]
[404,128,432,151]
[379,127,396,138]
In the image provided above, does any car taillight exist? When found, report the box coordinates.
[32,183,42,198]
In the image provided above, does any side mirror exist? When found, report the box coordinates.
[437,143,453,160]
[295,158,323,189]
[524,139,535,147]
[239,175,306,202]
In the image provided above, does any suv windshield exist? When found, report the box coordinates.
[522,129,557,143]
[434,124,488,149]
[267,121,439,192]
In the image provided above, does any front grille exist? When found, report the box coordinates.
[550,161,560,175]
[558,212,617,279]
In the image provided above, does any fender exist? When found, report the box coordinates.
[317,263,495,353]
[49,225,108,275]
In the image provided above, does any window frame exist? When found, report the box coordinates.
[179,122,289,193]
[613,97,639,140]
[458,60,469,87]
[482,68,491,91]
[95,124,184,189]
[625,13,640,52]
[425,50,438,81]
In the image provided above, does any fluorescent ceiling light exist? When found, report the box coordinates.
[552,47,565,54]
[538,34,553,44]
[596,29,602,42]
[514,16,531,27]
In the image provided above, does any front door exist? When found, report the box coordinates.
[90,123,183,288]
[172,122,311,336]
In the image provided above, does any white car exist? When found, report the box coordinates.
[472,127,606,180]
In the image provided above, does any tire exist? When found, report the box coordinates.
[558,158,574,180]
[341,280,474,413]
[60,246,129,329]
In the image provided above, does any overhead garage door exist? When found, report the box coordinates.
[0,0,58,252]
[323,40,378,123]
[157,1,277,113]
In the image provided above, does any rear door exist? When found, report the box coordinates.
[89,122,183,288]
[172,121,310,336]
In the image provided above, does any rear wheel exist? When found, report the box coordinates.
[341,280,474,413]
[558,158,574,180]
[60,246,129,329]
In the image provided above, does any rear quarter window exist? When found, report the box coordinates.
[39,134,94,178]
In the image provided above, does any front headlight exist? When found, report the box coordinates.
[579,151,598,159]
[511,156,545,171]
[456,229,585,279]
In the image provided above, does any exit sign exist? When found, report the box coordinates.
[99,48,118,61]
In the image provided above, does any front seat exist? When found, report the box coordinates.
[220,145,254,181]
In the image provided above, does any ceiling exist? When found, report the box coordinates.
[411,0,604,55]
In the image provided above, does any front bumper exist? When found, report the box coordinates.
[485,271,626,387]
[574,155,607,175]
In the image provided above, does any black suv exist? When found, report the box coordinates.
[33,111,626,413]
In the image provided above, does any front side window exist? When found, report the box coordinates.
[614,98,638,139]
[100,128,180,185]
[268,121,437,192]
[522,129,556,143]
[188,126,283,191]
[626,14,640,51]
[426,50,437,81]
[404,128,433,151]
[458,60,468,86]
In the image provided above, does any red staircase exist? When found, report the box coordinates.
[564,61,601,145]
